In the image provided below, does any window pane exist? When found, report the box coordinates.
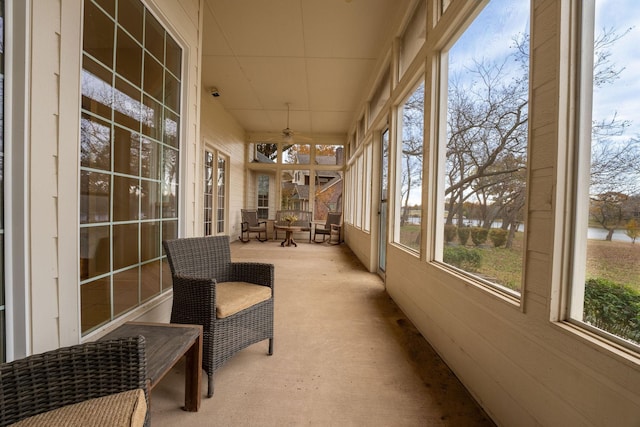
[116,27,142,87]
[355,156,362,228]
[315,144,344,166]
[162,220,178,244]
[140,179,159,219]
[438,0,529,294]
[80,0,181,335]
[113,175,139,221]
[164,109,179,147]
[114,76,142,132]
[141,261,161,301]
[113,223,139,270]
[140,221,160,261]
[82,56,113,120]
[144,10,164,63]
[257,174,270,219]
[113,127,140,175]
[166,34,182,78]
[254,143,278,163]
[80,170,110,224]
[80,226,110,281]
[142,94,162,140]
[113,267,139,316]
[217,156,226,233]
[164,72,180,112]
[81,277,111,332]
[314,170,343,221]
[396,81,424,251]
[81,113,111,170]
[283,144,309,164]
[94,0,115,18]
[118,0,143,43]
[572,1,640,347]
[141,138,161,179]
[83,2,114,68]
[204,150,213,235]
[281,169,309,210]
[143,52,163,101]
[162,146,179,218]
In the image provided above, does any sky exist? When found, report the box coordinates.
[592,0,640,138]
[448,0,530,78]
[448,0,640,141]
[401,0,640,207]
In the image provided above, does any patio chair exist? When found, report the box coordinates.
[163,235,274,397]
[240,209,268,242]
[313,211,342,244]
[0,336,149,427]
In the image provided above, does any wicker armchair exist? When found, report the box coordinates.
[0,336,148,427]
[163,235,274,397]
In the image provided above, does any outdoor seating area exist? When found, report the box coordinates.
[146,241,493,426]
[0,336,149,427]
[274,210,312,242]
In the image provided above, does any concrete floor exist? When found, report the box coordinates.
[150,239,494,426]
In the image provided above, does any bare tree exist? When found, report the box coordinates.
[445,49,528,233]
[400,83,425,225]
[588,26,640,238]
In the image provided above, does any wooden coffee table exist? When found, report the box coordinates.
[274,225,302,246]
[100,321,203,412]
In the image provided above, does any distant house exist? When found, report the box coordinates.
[281,152,343,218]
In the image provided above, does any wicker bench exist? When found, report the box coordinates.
[274,210,312,242]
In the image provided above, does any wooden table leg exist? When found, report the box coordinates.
[183,331,203,411]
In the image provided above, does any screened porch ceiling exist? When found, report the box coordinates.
[201,0,413,142]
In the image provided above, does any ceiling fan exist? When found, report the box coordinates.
[278,103,312,144]
[281,103,295,143]
[247,103,312,144]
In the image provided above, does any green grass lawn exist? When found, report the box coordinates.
[399,225,639,292]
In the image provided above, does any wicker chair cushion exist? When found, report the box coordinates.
[217,281,272,318]
[10,389,147,427]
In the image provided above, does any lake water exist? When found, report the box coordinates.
[410,217,634,243]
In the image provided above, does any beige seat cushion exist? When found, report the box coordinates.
[217,281,272,318]
[10,388,147,427]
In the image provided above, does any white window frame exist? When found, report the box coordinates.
[565,0,640,354]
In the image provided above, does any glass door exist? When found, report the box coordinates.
[378,129,389,274]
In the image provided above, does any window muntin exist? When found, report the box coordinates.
[80,0,181,335]
[571,0,640,349]
[395,80,424,252]
[436,0,529,296]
